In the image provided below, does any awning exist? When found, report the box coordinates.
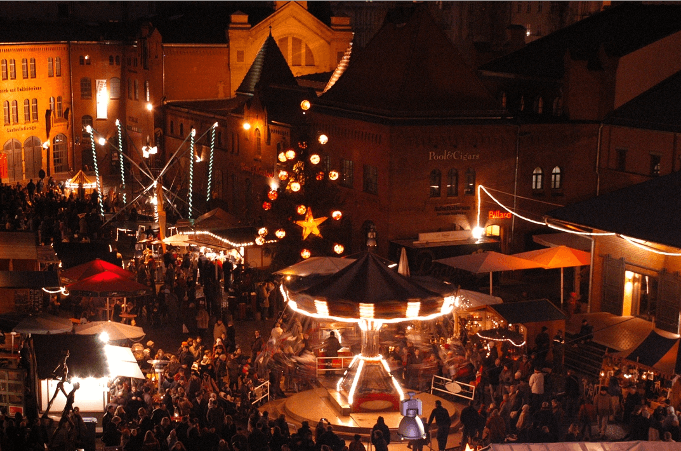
[105,345,145,379]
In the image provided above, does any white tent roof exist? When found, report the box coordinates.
[487,441,674,451]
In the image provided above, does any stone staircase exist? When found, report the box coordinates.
[563,333,608,380]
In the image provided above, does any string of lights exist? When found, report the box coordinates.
[116,119,126,205]
[86,126,105,217]
[207,122,217,203]
[188,128,195,219]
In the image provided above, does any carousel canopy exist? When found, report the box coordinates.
[287,252,449,320]
[65,170,96,188]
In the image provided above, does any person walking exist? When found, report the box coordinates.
[427,400,451,451]
[594,386,614,439]
[528,367,545,413]
[459,401,481,449]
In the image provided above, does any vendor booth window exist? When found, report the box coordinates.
[429,169,441,197]
[532,167,543,190]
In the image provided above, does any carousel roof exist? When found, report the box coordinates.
[286,252,450,321]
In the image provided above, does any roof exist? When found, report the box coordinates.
[480,2,681,79]
[489,299,566,324]
[316,4,504,121]
[0,232,38,261]
[567,312,653,352]
[547,170,681,249]
[32,334,108,380]
[236,32,298,96]
[605,69,681,133]
[0,271,59,289]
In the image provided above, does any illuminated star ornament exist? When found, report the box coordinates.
[295,208,327,240]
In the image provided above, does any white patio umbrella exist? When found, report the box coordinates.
[74,320,145,341]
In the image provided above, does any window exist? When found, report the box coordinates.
[429,169,441,197]
[519,95,525,111]
[85,56,90,66]
[616,149,627,172]
[236,50,245,63]
[48,57,54,77]
[56,96,63,118]
[109,55,114,65]
[21,58,28,78]
[134,80,139,100]
[323,155,331,173]
[79,55,84,65]
[3,101,9,125]
[292,37,303,66]
[255,128,261,158]
[82,115,93,135]
[534,97,543,114]
[552,97,562,116]
[500,92,507,109]
[53,134,68,172]
[115,55,120,65]
[532,167,543,190]
[179,123,184,136]
[144,80,150,102]
[363,164,378,194]
[55,57,61,76]
[551,166,563,189]
[29,58,35,78]
[127,79,133,100]
[31,99,37,121]
[464,168,476,195]
[80,78,92,99]
[109,77,120,99]
[340,158,354,188]
[447,168,458,196]
[9,59,15,79]
[170,121,174,135]
[650,154,661,176]
[527,2,531,13]
[537,2,542,12]
[23,99,30,122]
[1,59,6,80]
[11,101,18,124]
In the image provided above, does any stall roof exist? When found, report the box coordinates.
[488,299,566,324]
[0,271,59,289]
[0,232,39,260]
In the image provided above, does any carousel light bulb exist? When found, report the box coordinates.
[278,152,287,162]
[332,210,342,220]
[318,134,328,145]
[310,154,320,165]
[300,99,311,111]
[301,249,311,259]
[285,149,296,160]
[255,236,265,245]
[268,190,278,201]
[297,205,307,215]
[329,171,339,181]
[275,229,286,239]
[278,170,289,180]
[334,244,344,254]
[290,181,301,192]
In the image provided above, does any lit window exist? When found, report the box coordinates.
[429,169,441,197]
[486,224,501,237]
[532,167,543,190]
[447,168,458,197]
[500,92,507,109]
[82,115,93,136]
[464,168,476,195]
[551,166,562,189]
[53,134,68,172]
[144,80,150,102]
[363,164,378,195]
[340,158,354,188]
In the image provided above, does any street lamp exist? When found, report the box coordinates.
[397,392,426,440]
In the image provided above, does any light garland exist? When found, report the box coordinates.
[86,126,105,217]
[207,122,217,203]
[188,129,195,219]
[618,235,681,256]
[42,287,69,295]
[116,119,126,205]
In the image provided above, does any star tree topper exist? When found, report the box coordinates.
[295,208,328,240]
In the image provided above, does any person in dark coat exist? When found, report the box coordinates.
[427,400,451,451]
[371,416,391,447]
[459,401,481,448]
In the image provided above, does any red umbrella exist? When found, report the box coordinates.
[67,270,150,320]
[60,258,134,283]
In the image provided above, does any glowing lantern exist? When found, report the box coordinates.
[255,236,265,245]
[275,229,286,239]
[318,134,328,145]
[278,152,287,162]
[334,244,344,254]
[309,154,320,165]
[301,249,311,259]
[278,170,289,180]
[268,190,278,201]
[285,149,296,160]
[297,205,307,215]
[262,201,272,211]
[332,210,342,220]
[258,227,268,236]
[316,172,324,181]
[329,171,339,181]
[243,122,251,131]
[290,181,301,192]
[300,100,311,111]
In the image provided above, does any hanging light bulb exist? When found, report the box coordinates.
[329,171,339,181]
[262,201,272,210]
[297,205,307,215]
[309,154,320,165]
[290,181,301,192]
[275,229,286,239]
[300,100,311,111]
[318,134,328,145]
[285,149,296,160]
[278,152,287,162]
[334,244,344,254]
[258,227,268,236]
[268,190,278,201]
[316,172,325,180]
[332,210,342,220]
[278,170,289,180]
[301,249,311,259]
[255,236,265,245]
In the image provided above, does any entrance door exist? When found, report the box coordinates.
[3,139,22,181]
[23,136,42,180]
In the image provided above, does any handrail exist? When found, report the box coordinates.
[431,374,476,401]
[315,356,354,378]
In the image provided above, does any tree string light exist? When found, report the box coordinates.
[207,122,217,203]
[86,126,105,217]
[189,128,196,219]
[116,119,126,205]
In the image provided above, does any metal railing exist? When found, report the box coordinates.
[252,380,270,405]
[430,374,476,402]
[315,356,355,378]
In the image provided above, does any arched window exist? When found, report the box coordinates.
[55,57,61,76]
[53,134,68,173]
[49,97,55,114]
[179,123,184,136]
[464,168,476,195]
[447,168,458,197]
[551,166,563,190]
[31,99,38,121]
[9,59,15,79]
[80,77,92,99]
[21,58,28,78]
[532,167,543,190]
[81,115,93,136]
[56,96,63,118]
[23,99,30,122]
[255,128,261,158]
[47,57,53,77]
[29,58,36,78]
[10,101,18,124]
[109,77,121,99]
[500,92,507,109]
[1,60,7,80]
[3,101,9,124]
[429,169,441,197]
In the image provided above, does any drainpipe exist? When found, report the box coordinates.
[512,124,521,251]
[595,122,603,196]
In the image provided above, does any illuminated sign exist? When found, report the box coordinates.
[488,210,512,219]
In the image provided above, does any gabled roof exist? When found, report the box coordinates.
[547,171,681,249]
[317,4,504,121]
[605,69,681,133]
[480,2,681,79]
[236,32,298,96]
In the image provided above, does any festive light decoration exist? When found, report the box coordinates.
[285,149,296,160]
[334,244,344,254]
[332,210,342,220]
[255,236,265,245]
[316,172,325,181]
[278,171,289,180]
[294,208,328,240]
[310,154,320,165]
[329,171,339,180]
[275,229,286,239]
[258,227,268,236]
[116,119,126,205]
[300,100,311,111]
[262,202,272,211]
[301,249,311,259]
[268,190,278,201]
[243,122,251,131]
[207,122,217,202]
[318,134,328,145]
[297,205,307,215]
[86,126,105,217]
[188,128,196,219]
[278,152,287,162]
[290,181,301,192]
